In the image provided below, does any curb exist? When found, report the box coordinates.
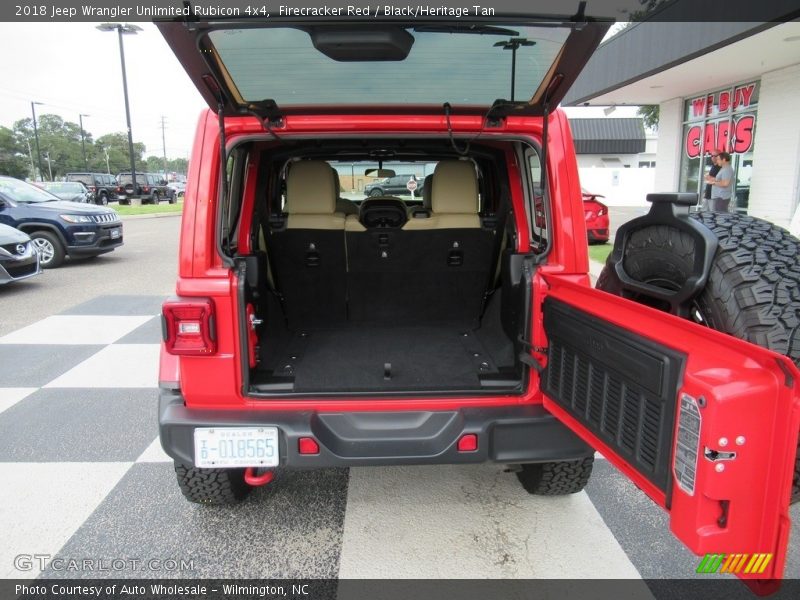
[119,212,183,220]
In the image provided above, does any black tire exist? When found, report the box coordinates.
[151,192,159,205]
[97,193,108,206]
[369,188,383,197]
[29,230,66,269]
[516,457,594,495]
[597,212,800,503]
[168,192,176,204]
[174,462,251,505]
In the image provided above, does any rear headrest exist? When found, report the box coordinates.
[421,174,434,210]
[431,161,478,215]
[285,161,337,214]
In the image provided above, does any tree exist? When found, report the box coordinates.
[0,126,30,179]
[95,132,146,175]
[638,105,660,131]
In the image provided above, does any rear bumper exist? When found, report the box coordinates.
[159,389,592,468]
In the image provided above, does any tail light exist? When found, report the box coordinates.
[89,186,96,191]
[598,206,608,216]
[162,298,216,355]
[143,186,150,193]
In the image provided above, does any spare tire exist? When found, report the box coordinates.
[597,211,800,503]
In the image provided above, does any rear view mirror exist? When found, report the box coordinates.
[365,169,396,178]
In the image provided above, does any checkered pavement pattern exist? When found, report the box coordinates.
[0,295,797,582]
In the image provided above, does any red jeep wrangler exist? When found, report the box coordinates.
[157,9,800,587]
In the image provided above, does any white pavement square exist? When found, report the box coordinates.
[0,388,37,415]
[44,344,160,388]
[338,464,644,579]
[0,315,153,345]
[0,462,132,578]
[135,437,172,463]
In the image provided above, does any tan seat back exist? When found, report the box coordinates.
[403,160,480,230]
[284,161,344,229]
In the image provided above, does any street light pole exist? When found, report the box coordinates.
[493,38,536,103]
[44,151,53,181]
[97,23,141,194]
[79,113,90,169]
[30,101,44,181]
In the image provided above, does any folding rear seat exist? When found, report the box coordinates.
[345,160,494,325]
[266,160,347,328]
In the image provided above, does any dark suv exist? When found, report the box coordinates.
[65,172,118,205]
[364,174,421,197]
[0,176,123,268]
[157,12,800,585]
[116,172,174,205]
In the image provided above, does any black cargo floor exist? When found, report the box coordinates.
[263,324,499,393]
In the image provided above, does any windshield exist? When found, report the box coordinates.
[325,161,435,202]
[43,182,82,193]
[0,178,60,203]
[207,25,569,106]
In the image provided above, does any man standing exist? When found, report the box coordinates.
[706,151,734,213]
[702,149,721,210]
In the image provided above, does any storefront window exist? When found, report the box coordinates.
[679,81,758,212]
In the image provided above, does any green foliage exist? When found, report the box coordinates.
[5,112,187,180]
[0,126,30,179]
[637,105,660,131]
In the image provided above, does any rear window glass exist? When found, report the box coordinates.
[208,25,569,107]
[117,174,135,185]
[330,161,435,202]
[66,174,92,185]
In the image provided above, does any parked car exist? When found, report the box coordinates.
[364,174,421,197]
[0,176,123,268]
[0,223,40,284]
[582,189,610,244]
[116,172,174,205]
[38,181,93,204]
[167,181,186,198]
[156,16,800,585]
[65,172,118,205]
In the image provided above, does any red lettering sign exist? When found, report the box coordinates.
[717,120,731,153]
[692,97,707,118]
[718,91,730,112]
[685,125,701,158]
[733,115,755,153]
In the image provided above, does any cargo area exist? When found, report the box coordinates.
[236,142,538,396]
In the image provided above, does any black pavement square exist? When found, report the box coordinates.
[0,345,104,387]
[0,388,158,462]
[45,463,350,579]
[60,295,165,316]
[116,316,161,344]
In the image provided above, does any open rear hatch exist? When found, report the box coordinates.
[156,3,610,120]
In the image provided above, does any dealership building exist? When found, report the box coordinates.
[564,19,800,228]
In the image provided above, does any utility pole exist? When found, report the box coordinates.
[160,116,168,181]
[30,101,44,181]
[79,114,90,169]
[25,138,35,181]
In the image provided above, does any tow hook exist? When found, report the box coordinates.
[244,468,275,487]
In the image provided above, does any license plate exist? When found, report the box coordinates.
[194,427,279,468]
[117,195,127,201]
[110,228,121,239]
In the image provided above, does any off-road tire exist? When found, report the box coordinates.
[515,457,594,495]
[174,462,251,505]
[597,212,800,503]
[151,192,159,205]
[369,188,384,197]
[97,193,108,206]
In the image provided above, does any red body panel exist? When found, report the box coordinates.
[167,108,591,413]
[541,275,800,584]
